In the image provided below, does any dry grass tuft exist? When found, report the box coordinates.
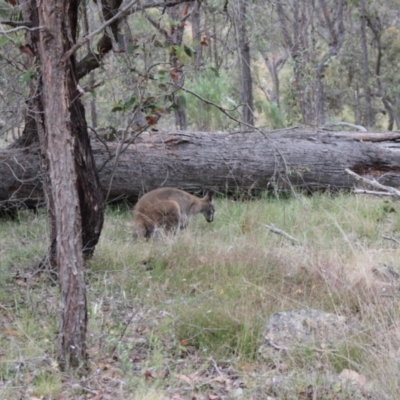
[1,193,400,398]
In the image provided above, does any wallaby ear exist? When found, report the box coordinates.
[204,189,214,202]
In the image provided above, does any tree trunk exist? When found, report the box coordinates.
[33,1,87,369]
[166,4,188,130]
[191,0,203,70]
[261,51,288,108]
[2,129,400,206]
[366,14,400,131]
[359,0,374,127]
[235,0,254,126]
[276,0,312,125]
[19,0,105,370]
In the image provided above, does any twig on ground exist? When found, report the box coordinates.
[109,308,138,358]
[345,168,400,199]
[209,357,224,377]
[353,189,393,197]
[323,122,367,132]
[382,235,400,245]
[265,224,300,245]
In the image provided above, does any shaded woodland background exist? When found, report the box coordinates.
[3,0,400,140]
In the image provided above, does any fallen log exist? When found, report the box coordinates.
[1,128,400,211]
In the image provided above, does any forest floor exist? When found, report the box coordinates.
[1,193,400,399]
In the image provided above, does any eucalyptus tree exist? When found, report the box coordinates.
[0,0,194,370]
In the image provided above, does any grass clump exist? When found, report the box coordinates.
[174,301,262,360]
[2,192,400,398]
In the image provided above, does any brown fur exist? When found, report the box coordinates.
[133,187,214,240]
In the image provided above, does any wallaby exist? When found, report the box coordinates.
[133,187,214,240]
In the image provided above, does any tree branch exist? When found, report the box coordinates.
[1,25,44,34]
[346,168,400,198]
[323,122,367,132]
[62,0,194,62]
[0,20,33,28]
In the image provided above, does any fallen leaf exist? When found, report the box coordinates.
[145,115,159,126]
[179,374,192,385]
[2,328,21,337]
[170,68,180,82]
[90,392,104,400]
[200,33,208,46]
[144,370,155,380]
[19,45,35,57]
[278,363,290,372]
[208,395,219,400]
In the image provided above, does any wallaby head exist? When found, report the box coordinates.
[133,187,215,240]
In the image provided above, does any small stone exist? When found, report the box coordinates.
[339,369,367,387]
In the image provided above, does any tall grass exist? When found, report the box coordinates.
[1,193,400,398]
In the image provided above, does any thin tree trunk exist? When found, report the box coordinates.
[314,0,345,126]
[261,51,288,107]
[191,0,203,70]
[359,0,374,127]
[366,14,400,131]
[235,0,254,126]
[166,4,188,130]
[276,0,311,125]
[89,71,98,129]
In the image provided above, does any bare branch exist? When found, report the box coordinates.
[62,0,194,62]
[0,20,33,28]
[323,122,367,132]
[0,25,45,34]
[265,224,301,245]
[382,235,400,245]
[346,168,400,198]
[353,189,393,197]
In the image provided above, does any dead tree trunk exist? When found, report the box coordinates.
[1,129,400,206]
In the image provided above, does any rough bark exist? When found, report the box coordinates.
[17,0,104,370]
[33,1,88,369]
[1,129,400,206]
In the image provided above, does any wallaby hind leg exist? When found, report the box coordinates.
[153,200,181,235]
[133,221,153,241]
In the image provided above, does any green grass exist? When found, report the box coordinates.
[1,193,400,398]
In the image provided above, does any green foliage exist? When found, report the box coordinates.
[174,304,261,359]
[184,68,239,130]
[0,0,11,19]
[255,99,287,129]
[32,372,63,398]
[328,344,366,374]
